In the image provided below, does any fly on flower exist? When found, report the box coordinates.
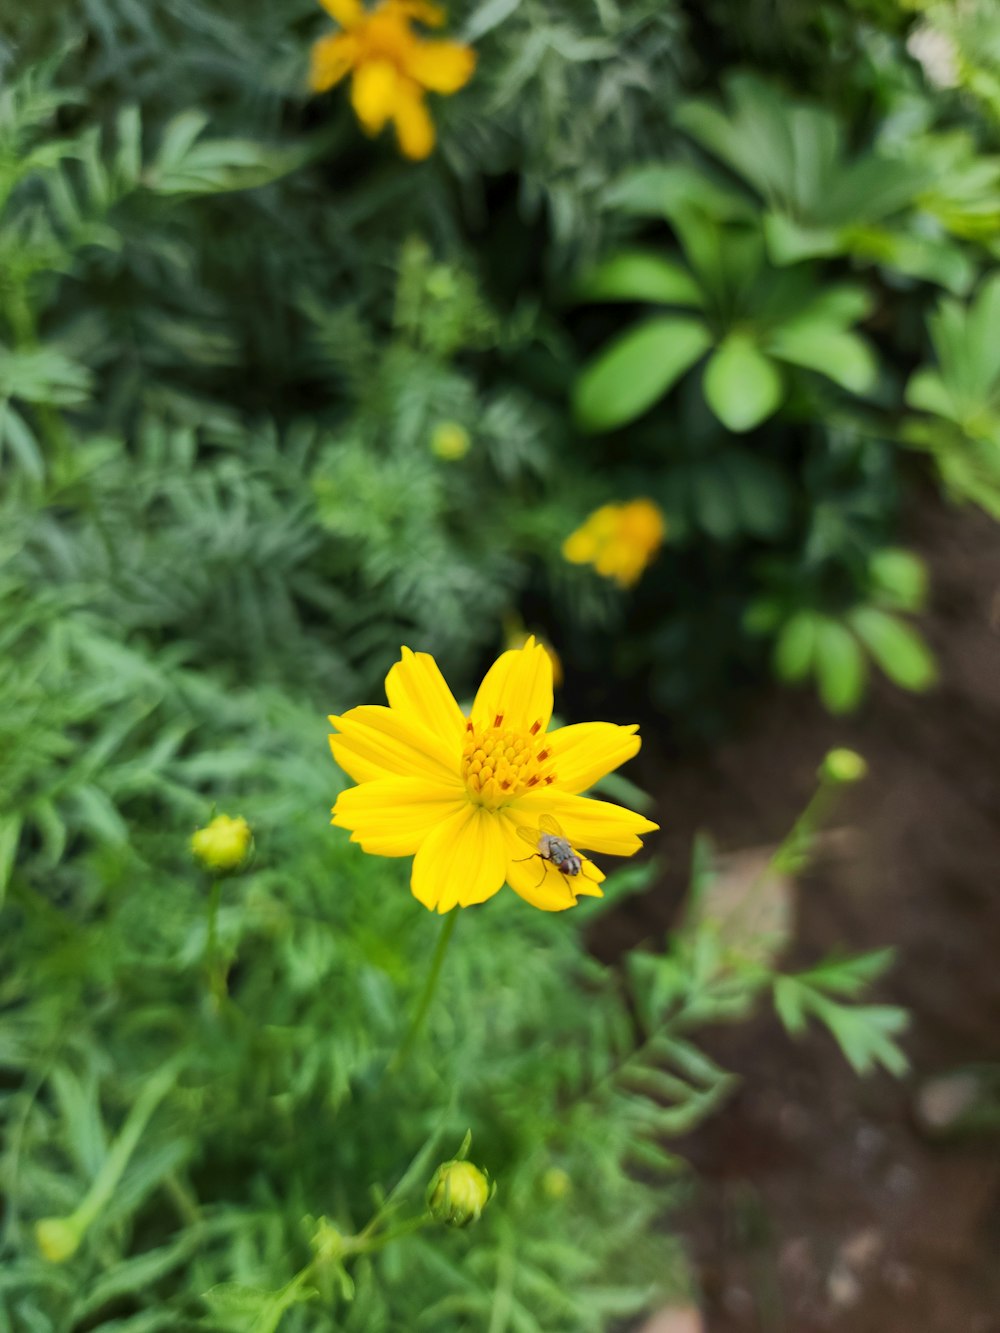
[513,814,602,900]
[328,638,658,913]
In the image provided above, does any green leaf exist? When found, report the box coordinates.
[688,459,740,540]
[574,250,703,307]
[868,549,928,612]
[848,607,937,692]
[774,612,818,682]
[814,618,867,713]
[764,213,840,264]
[768,325,877,394]
[702,334,783,432]
[814,999,910,1077]
[905,368,957,420]
[0,815,21,913]
[573,316,712,432]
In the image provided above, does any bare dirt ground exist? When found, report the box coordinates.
[613,495,1000,1332]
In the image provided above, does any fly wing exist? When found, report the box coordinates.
[537,813,563,838]
[516,823,542,849]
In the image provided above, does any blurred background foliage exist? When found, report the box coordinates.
[0,0,994,1326]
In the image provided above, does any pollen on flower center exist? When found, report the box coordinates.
[461,715,556,809]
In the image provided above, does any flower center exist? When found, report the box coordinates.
[461,713,556,810]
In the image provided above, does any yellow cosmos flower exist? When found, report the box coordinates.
[329,639,657,913]
[310,0,476,161]
[562,499,666,589]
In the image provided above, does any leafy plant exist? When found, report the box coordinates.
[674,72,973,291]
[573,199,878,433]
[903,271,1000,518]
[747,547,937,713]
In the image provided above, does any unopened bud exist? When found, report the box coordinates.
[821,749,868,785]
[430,422,471,461]
[427,1159,494,1228]
[541,1167,572,1200]
[35,1216,82,1264]
[191,814,252,874]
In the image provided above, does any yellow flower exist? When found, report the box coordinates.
[329,639,657,913]
[310,0,476,161]
[35,1217,82,1264]
[502,620,563,689]
[562,499,666,589]
[190,814,252,874]
[430,420,471,460]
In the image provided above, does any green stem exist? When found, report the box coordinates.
[392,911,458,1070]
[204,879,227,1007]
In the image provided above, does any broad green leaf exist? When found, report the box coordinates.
[764,213,840,264]
[688,459,739,540]
[868,549,928,612]
[573,316,712,432]
[848,607,937,692]
[702,334,783,432]
[575,250,703,307]
[814,618,866,713]
[768,325,877,394]
[606,162,752,222]
[905,368,957,420]
[774,612,818,682]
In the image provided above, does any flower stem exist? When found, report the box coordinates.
[204,879,227,1008]
[392,911,458,1069]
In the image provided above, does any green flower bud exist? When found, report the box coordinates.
[426,1159,494,1228]
[35,1216,82,1264]
[430,422,471,461]
[191,814,252,874]
[821,749,868,785]
[541,1167,572,1200]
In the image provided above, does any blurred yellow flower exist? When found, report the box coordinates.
[329,639,657,913]
[310,0,476,161]
[191,814,252,874]
[562,499,666,589]
[430,420,471,460]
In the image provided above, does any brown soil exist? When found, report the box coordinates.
[620,496,1000,1332]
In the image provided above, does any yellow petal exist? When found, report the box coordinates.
[500,817,602,912]
[310,33,359,92]
[387,0,445,26]
[332,777,464,856]
[385,647,465,744]
[351,59,400,134]
[511,790,658,856]
[392,83,436,159]
[545,721,640,794]
[471,637,553,736]
[405,40,476,92]
[329,704,461,785]
[410,803,507,912]
[317,0,364,26]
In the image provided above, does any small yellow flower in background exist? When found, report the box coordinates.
[562,498,666,589]
[191,814,252,874]
[329,638,657,913]
[427,1158,494,1227]
[430,420,471,460]
[310,0,476,161]
[35,1217,82,1264]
